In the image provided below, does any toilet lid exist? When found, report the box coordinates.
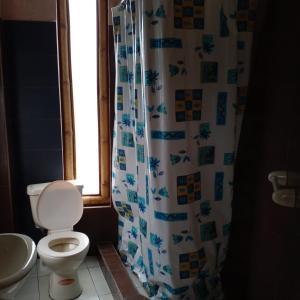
[36,181,83,231]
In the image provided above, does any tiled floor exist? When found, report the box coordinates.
[15,256,115,300]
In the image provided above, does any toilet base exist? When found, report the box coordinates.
[49,272,82,300]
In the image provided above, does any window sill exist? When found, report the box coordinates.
[83,195,110,207]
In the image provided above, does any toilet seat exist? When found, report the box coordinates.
[37,231,89,258]
[36,181,83,232]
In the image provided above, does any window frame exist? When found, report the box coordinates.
[57,0,110,206]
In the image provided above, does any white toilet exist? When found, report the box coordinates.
[27,181,90,300]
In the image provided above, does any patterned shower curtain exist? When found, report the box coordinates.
[112,0,254,299]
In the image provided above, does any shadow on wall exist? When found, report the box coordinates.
[223,1,300,300]
[0,20,15,233]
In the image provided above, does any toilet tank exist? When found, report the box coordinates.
[27,180,83,228]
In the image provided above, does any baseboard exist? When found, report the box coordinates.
[97,243,147,300]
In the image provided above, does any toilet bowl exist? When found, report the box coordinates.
[27,181,89,300]
[0,233,37,300]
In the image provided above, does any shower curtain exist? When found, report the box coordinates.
[112,1,254,299]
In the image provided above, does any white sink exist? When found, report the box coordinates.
[0,233,37,300]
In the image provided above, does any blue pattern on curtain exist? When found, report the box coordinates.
[112,0,254,298]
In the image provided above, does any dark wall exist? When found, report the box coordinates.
[2,21,63,241]
[0,20,14,232]
[1,20,118,250]
[223,1,300,300]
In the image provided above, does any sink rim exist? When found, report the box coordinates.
[0,233,37,289]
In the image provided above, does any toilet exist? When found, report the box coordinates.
[27,181,89,300]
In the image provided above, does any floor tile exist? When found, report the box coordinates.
[89,267,112,297]
[37,259,51,277]
[15,276,39,300]
[79,260,88,270]
[29,264,38,278]
[78,294,99,300]
[37,275,51,300]
[85,256,100,268]
[100,294,115,300]
[77,268,99,299]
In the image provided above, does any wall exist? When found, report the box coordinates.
[1,0,118,250]
[1,0,56,21]
[0,19,15,233]
[0,0,56,237]
[223,1,300,299]
[2,20,63,241]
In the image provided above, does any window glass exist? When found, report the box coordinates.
[68,0,99,195]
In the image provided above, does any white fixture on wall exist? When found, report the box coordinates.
[268,171,300,208]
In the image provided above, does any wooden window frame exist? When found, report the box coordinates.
[57,0,110,206]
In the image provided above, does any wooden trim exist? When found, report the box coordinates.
[97,0,110,202]
[0,0,3,19]
[58,0,111,206]
[57,0,76,180]
[1,0,56,22]
[83,195,110,206]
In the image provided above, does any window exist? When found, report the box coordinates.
[57,0,110,206]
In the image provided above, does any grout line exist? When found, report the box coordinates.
[87,267,101,300]
[88,265,112,298]
[87,265,103,270]
[87,268,100,300]
[33,260,41,300]
[36,275,41,300]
